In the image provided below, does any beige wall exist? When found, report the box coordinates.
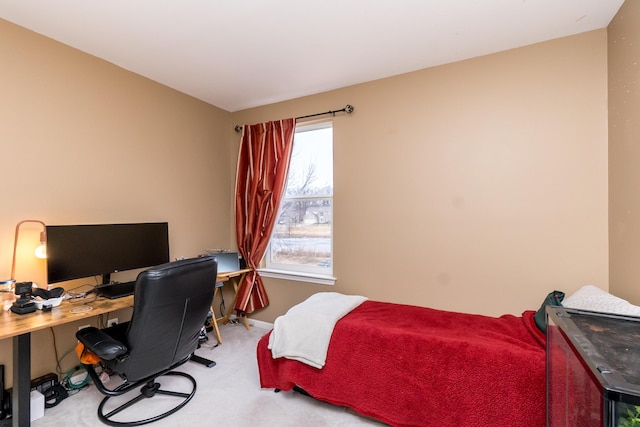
[0,18,234,386]
[609,0,640,303]
[234,30,610,323]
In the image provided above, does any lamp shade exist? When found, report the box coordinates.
[10,220,47,281]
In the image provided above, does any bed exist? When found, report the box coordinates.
[257,293,548,427]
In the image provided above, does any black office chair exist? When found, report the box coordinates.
[76,256,218,426]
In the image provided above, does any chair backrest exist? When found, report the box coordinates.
[116,256,217,382]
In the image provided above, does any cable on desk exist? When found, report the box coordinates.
[64,283,97,300]
[62,365,90,390]
[49,328,63,382]
[51,334,77,379]
[219,298,226,318]
[50,328,90,383]
[50,328,91,395]
[98,314,108,329]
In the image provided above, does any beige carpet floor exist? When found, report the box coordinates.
[32,321,386,427]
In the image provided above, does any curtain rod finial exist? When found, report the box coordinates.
[345,105,354,114]
[235,125,243,133]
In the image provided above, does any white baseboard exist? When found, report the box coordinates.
[248,318,274,329]
[227,313,273,330]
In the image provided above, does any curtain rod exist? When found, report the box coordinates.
[234,104,354,133]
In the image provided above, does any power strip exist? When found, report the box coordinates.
[31,373,58,394]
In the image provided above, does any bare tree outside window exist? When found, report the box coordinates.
[267,123,333,274]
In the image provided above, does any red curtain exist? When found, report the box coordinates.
[234,119,296,315]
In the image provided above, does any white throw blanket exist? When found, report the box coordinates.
[268,292,368,369]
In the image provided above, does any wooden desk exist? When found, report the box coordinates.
[0,295,133,427]
[210,269,251,343]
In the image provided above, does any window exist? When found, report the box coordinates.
[263,121,334,283]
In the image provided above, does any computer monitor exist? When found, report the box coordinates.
[46,222,170,285]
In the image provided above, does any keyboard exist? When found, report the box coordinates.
[96,281,135,299]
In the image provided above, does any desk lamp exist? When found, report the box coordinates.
[2,220,47,313]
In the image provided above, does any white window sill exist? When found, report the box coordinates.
[258,268,336,286]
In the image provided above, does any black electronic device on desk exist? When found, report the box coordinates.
[10,282,36,314]
[205,250,240,273]
[96,281,136,299]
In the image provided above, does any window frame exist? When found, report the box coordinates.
[260,120,336,285]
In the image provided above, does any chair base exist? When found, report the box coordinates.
[97,371,196,426]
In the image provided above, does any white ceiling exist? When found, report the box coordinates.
[0,0,625,112]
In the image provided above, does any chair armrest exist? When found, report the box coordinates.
[76,327,128,361]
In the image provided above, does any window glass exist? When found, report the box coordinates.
[266,121,333,276]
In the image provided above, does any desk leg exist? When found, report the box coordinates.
[220,279,239,324]
[220,273,250,330]
[209,287,223,344]
[242,315,250,330]
[12,333,30,427]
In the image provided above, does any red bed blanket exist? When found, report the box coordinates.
[257,300,546,427]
